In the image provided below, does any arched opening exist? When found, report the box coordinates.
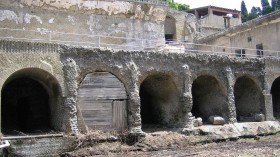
[2,68,61,135]
[164,16,176,42]
[234,76,264,122]
[271,77,280,119]
[140,74,181,130]
[191,75,227,123]
[77,72,127,132]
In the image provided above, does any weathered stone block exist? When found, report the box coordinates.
[254,114,265,122]
[209,116,225,125]
[194,117,203,127]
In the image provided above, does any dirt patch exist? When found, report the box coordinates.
[62,131,280,157]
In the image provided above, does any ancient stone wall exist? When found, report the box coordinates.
[58,44,267,132]
[0,39,271,134]
[0,1,279,156]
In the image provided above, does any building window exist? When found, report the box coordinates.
[256,44,263,58]
[235,49,246,57]
[248,37,252,42]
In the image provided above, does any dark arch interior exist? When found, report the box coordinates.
[191,75,227,122]
[271,77,280,119]
[140,74,181,129]
[234,76,264,122]
[2,77,51,134]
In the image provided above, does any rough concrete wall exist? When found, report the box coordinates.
[200,14,240,29]
[0,0,167,49]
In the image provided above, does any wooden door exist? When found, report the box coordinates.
[112,100,127,132]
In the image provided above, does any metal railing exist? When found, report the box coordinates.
[0,28,280,59]
[166,40,280,59]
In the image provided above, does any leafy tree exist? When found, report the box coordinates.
[261,0,272,15]
[241,0,248,22]
[168,1,179,10]
[177,3,189,11]
[164,0,189,11]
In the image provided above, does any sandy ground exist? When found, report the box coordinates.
[63,131,280,157]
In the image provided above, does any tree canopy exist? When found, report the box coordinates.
[164,0,189,11]
[241,0,279,22]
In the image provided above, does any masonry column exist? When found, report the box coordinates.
[225,67,237,123]
[263,72,274,121]
[181,65,195,132]
[127,62,143,134]
[63,58,79,135]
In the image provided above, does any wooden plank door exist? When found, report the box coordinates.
[112,100,127,133]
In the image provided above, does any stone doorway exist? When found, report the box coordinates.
[234,76,264,122]
[1,68,61,135]
[140,74,182,131]
[191,75,227,123]
[164,16,176,42]
[271,77,280,119]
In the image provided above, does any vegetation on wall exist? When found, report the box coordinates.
[241,0,280,22]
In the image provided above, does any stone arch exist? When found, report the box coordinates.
[234,75,265,122]
[191,75,227,122]
[164,15,176,42]
[140,73,182,130]
[1,68,62,135]
[271,76,280,119]
[77,71,128,132]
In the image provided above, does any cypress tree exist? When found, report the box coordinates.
[261,0,272,15]
[248,7,261,21]
[271,0,277,11]
[241,0,248,22]
[277,0,280,9]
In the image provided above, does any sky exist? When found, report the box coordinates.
[174,0,263,11]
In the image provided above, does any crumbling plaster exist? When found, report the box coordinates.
[0,1,170,49]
